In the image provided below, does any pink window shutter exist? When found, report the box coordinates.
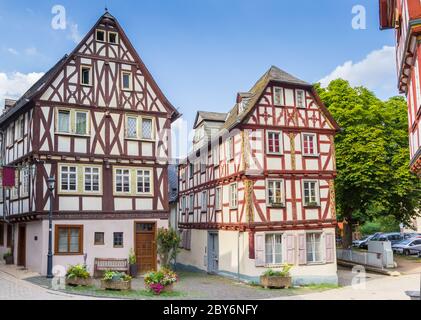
[254,233,265,267]
[2,167,15,187]
[298,233,307,265]
[286,234,295,264]
[325,233,335,263]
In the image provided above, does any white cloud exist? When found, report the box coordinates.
[0,72,44,109]
[7,48,19,55]
[24,47,38,56]
[319,46,399,99]
[68,22,83,44]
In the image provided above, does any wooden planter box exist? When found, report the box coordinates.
[260,276,292,289]
[101,279,131,291]
[66,277,93,287]
[4,256,14,265]
[145,283,175,295]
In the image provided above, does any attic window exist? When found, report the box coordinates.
[109,32,118,44]
[96,30,105,42]
[81,66,92,85]
[296,90,306,108]
[273,87,284,106]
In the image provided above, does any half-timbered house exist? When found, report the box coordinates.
[176,67,340,285]
[0,12,179,275]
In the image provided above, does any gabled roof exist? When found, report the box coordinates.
[222,66,340,132]
[1,12,180,125]
[0,55,68,125]
[193,111,227,129]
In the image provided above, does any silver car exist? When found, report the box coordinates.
[392,238,421,255]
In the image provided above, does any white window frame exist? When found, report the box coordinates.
[21,168,29,197]
[114,168,131,194]
[201,191,208,213]
[16,116,24,140]
[265,233,283,266]
[126,115,139,139]
[226,137,234,161]
[189,194,194,213]
[215,187,222,211]
[57,109,71,134]
[96,29,105,42]
[302,180,320,207]
[266,130,283,155]
[296,89,306,108]
[83,167,101,193]
[108,31,118,44]
[75,111,89,136]
[266,179,284,207]
[213,144,220,167]
[306,232,323,264]
[181,196,186,214]
[301,133,318,156]
[273,87,284,106]
[229,183,238,209]
[141,117,154,140]
[59,165,78,193]
[121,71,132,91]
[136,169,152,194]
[80,65,92,86]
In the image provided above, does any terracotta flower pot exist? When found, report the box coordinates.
[101,279,131,291]
[260,276,292,289]
[65,277,93,287]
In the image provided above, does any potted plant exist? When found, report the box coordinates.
[65,264,92,286]
[101,271,132,291]
[144,268,178,295]
[128,249,138,278]
[3,250,13,265]
[260,265,293,289]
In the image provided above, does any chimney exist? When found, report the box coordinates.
[4,99,17,110]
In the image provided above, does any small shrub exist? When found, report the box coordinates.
[156,228,181,268]
[103,271,132,282]
[66,264,90,280]
[262,265,292,277]
[128,249,136,265]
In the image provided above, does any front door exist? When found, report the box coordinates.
[17,225,26,267]
[135,222,157,274]
[207,232,219,274]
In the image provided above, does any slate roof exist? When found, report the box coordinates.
[0,55,68,125]
[223,66,312,130]
[193,111,227,129]
[168,164,179,203]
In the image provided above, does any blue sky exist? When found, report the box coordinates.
[0,0,397,143]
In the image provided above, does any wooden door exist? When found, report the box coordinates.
[207,232,219,274]
[135,223,156,274]
[17,225,26,267]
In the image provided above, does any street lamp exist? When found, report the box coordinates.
[46,176,55,279]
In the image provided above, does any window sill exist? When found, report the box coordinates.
[121,88,133,92]
[302,154,320,158]
[113,246,124,249]
[124,137,155,143]
[55,253,84,256]
[266,152,283,156]
[303,205,321,209]
[55,132,90,138]
[81,83,93,87]
[306,261,325,266]
[267,204,285,208]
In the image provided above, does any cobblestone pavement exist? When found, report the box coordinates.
[0,269,100,300]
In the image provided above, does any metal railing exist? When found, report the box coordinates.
[337,249,384,269]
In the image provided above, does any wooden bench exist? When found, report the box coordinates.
[94,258,129,278]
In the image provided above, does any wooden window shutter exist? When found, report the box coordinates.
[249,231,255,259]
[298,233,307,265]
[286,234,295,264]
[325,233,335,263]
[254,233,265,267]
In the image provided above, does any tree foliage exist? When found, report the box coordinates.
[315,79,420,245]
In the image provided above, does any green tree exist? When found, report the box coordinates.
[315,80,421,248]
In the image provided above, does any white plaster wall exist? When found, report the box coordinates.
[177,229,207,272]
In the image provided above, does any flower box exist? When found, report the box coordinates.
[101,279,131,291]
[66,277,93,287]
[260,276,292,289]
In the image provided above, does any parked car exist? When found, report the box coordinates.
[392,238,421,255]
[358,233,382,250]
[352,235,370,247]
[376,233,405,245]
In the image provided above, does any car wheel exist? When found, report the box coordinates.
[403,249,410,256]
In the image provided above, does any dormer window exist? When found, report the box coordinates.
[296,90,306,108]
[81,66,92,86]
[109,32,118,44]
[96,30,105,42]
[273,87,284,106]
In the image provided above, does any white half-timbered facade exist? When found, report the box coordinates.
[176,67,340,285]
[0,12,179,275]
